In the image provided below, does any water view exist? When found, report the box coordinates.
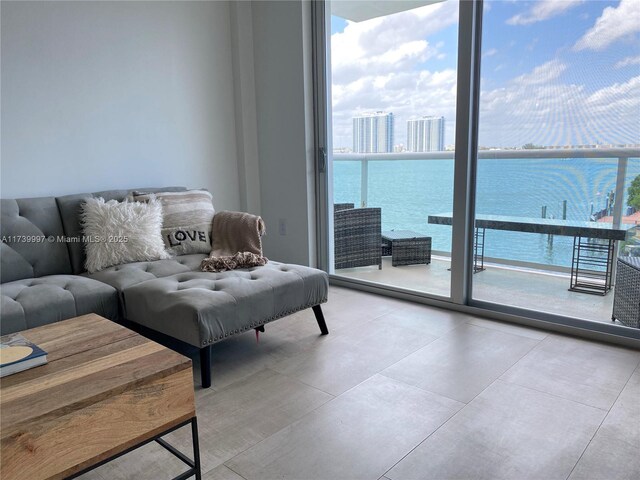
[335,157,640,268]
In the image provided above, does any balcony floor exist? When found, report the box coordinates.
[337,256,616,324]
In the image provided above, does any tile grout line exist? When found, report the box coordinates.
[377,370,464,404]
[495,333,549,379]
[463,319,550,341]
[221,368,457,480]
[497,334,640,412]
[564,413,609,480]
[498,379,610,412]
[498,326,624,408]
[268,366,338,398]
[379,336,602,480]
[380,333,546,477]
[218,367,340,474]
[381,324,544,407]
[379,396,466,480]
[269,316,445,398]
[564,364,638,480]
[464,318,550,341]
[223,464,250,480]
[190,367,336,477]
[373,322,469,378]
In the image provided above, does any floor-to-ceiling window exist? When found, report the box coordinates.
[470,0,640,330]
[316,0,640,340]
[328,0,459,299]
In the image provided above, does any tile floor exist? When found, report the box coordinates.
[80,286,639,480]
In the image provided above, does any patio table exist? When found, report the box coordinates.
[381,230,432,267]
[428,213,636,295]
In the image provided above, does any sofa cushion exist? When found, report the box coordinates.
[84,254,207,292]
[56,187,186,274]
[0,275,119,335]
[81,197,170,273]
[133,190,215,255]
[1,197,72,283]
[122,263,329,347]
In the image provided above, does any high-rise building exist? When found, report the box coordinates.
[352,112,394,153]
[406,116,445,152]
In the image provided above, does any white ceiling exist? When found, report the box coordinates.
[331,0,445,22]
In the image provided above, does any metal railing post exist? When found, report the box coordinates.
[611,156,629,279]
[613,157,628,229]
[360,156,369,207]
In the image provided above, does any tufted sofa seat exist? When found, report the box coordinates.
[123,263,328,348]
[84,254,207,294]
[0,275,119,334]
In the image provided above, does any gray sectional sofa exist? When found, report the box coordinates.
[0,187,329,387]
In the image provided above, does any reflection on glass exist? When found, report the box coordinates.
[329,0,459,298]
[472,0,640,325]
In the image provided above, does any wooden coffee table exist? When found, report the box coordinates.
[0,314,201,480]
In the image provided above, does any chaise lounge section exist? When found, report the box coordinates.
[123,265,328,387]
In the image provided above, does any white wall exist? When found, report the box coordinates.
[251,0,317,266]
[229,1,261,215]
[1,0,241,211]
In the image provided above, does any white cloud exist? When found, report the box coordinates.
[329,1,640,149]
[331,0,459,147]
[478,61,640,147]
[483,48,498,58]
[574,0,640,51]
[615,55,640,68]
[512,59,567,85]
[507,0,583,26]
[331,1,457,81]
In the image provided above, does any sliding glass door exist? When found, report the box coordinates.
[314,0,639,339]
[470,0,640,330]
[327,0,460,299]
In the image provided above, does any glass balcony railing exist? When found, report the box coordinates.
[334,148,640,271]
[332,148,640,325]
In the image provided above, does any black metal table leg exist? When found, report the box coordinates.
[569,236,615,295]
[192,417,202,480]
[66,417,202,480]
[155,417,202,479]
[473,227,486,273]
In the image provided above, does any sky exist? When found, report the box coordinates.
[330,0,640,149]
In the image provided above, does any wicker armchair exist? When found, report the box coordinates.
[612,256,640,328]
[334,206,382,270]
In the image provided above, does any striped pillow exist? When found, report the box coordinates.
[133,190,215,255]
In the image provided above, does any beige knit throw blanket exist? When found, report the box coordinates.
[200,211,268,272]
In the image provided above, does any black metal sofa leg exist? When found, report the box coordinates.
[199,345,212,389]
[312,305,329,335]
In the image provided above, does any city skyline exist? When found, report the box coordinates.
[343,109,637,153]
[407,116,445,152]
[352,111,394,153]
[330,0,640,150]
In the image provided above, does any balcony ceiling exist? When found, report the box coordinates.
[331,0,445,22]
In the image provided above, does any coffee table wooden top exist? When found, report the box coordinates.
[1,314,195,480]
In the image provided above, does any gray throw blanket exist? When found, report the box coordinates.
[201,211,268,272]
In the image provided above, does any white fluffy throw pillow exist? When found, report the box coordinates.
[81,197,170,273]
